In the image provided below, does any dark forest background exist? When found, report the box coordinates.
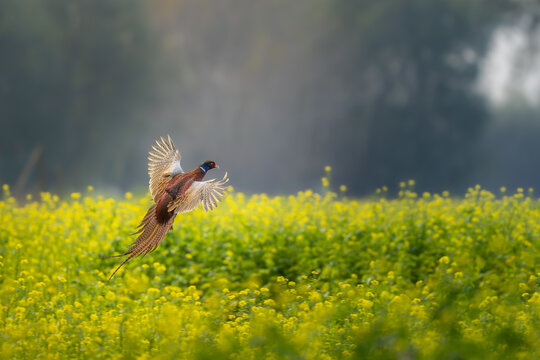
[1,0,540,196]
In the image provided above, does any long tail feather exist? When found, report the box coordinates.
[108,222,170,280]
[108,254,136,280]
[108,205,174,280]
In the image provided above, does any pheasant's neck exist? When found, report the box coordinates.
[194,167,207,180]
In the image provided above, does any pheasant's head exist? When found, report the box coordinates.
[200,160,217,173]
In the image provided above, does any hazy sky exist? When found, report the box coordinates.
[3,1,540,196]
[478,15,540,106]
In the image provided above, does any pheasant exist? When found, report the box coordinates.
[109,135,229,279]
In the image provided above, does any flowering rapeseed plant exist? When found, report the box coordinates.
[0,184,538,359]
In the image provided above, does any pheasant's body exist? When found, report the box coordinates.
[165,168,206,200]
[156,168,206,223]
[109,136,228,279]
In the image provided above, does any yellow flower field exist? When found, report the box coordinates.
[0,183,539,359]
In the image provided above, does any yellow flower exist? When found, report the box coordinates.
[1,183,538,358]
[439,256,450,264]
[321,177,330,188]
[148,288,160,296]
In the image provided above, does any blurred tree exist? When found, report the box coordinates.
[0,0,157,194]
[316,0,513,193]
[479,102,540,191]
[0,0,528,196]
[475,6,540,192]
[151,0,516,195]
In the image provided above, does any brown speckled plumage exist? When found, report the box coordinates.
[109,136,229,280]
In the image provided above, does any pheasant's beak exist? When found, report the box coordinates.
[215,165,220,169]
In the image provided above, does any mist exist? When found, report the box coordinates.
[1,0,540,196]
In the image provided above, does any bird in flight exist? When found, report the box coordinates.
[109,135,229,279]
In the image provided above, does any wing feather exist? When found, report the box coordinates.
[167,172,229,214]
[148,135,183,202]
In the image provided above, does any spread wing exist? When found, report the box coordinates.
[167,172,229,214]
[148,135,183,202]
